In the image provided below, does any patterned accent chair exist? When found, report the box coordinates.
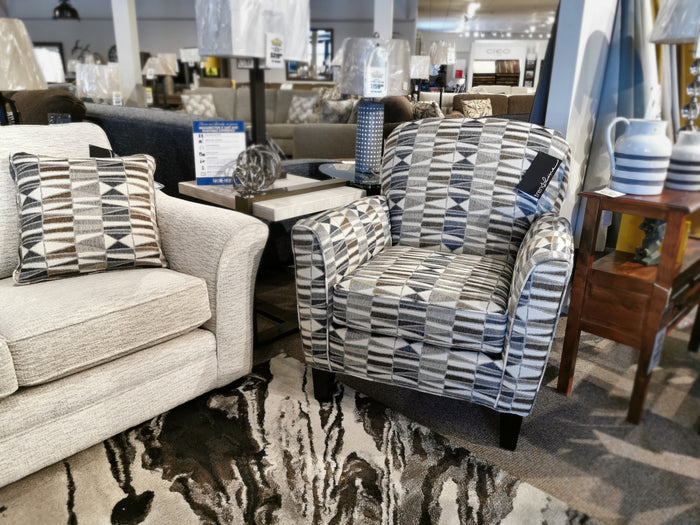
[292,118,574,449]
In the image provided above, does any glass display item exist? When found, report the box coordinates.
[226,144,281,197]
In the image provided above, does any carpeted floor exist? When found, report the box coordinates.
[254,267,700,525]
[1,267,698,524]
[0,355,594,524]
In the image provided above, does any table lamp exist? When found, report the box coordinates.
[650,0,700,131]
[0,18,47,124]
[195,0,310,145]
[338,37,410,174]
[410,55,430,101]
[428,40,456,109]
[75,62,120,104]
[142,54,178,106]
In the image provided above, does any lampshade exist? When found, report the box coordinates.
[0,19,47,90]
[76,63,120,101]
[338,38,411,97]
[410,55,430,80]
[142,55,178,77]
[195,0,309,62]
[429,40,456,65]
[53,0,80,20]
[650,0,700,44]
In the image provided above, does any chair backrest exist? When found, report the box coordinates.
[380,117,570,263]
[0,122,112,279]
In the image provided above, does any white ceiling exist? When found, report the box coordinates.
[417,0,559,38]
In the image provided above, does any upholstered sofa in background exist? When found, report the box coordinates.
[0,123,269,488]
[419,91,535,121]
[0,88,86,124]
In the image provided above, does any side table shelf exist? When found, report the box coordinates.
[557,187,700,423]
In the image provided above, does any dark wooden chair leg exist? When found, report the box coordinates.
[688,305,700,352]
[499,413,523,451]
[312,368,336,402]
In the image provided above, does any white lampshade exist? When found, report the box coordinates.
[195,0,309,62]
[142,55,178,77]
[410,55,430,80]
[0,19,47,90]
[650,0,700,44]
[76,63,120,101]
[429,40,456,65]
[338,37,411,97]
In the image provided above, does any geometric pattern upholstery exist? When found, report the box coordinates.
[181,93,217,117]
[333,245,512,354]
[292,118,574,417]
[381,118,570,264]
[9,152,167,284]
[287,95,319,124]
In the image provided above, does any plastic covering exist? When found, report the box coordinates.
[410,55,430,80]
[650,0,700,44]
[76,63,120,102]
[338,38,411,97]
[0,19,47,90]
[141,55,178,76]
[429,40,456,65]
[195,0,309,62]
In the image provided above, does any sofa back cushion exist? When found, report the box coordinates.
[380,96,414,123]
[0,123,111,280]
[2,89,86,125]
[507,94,535,115]
[381,118,570,263]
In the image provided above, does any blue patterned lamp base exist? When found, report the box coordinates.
[355,101,384,174]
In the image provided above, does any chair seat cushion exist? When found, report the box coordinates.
[333,246,512,353]
[0,268,211,386]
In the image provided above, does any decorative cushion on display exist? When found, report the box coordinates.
[320,99,356,124]
[316,85,342,101]
[287,94,320,124]
[461,98,493,118]
[412,100,445,120]
[181,93,217,117]
[9,152,167,284]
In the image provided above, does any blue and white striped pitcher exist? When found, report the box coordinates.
[606,117,672,195]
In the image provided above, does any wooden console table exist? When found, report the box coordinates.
[557,187,700,423]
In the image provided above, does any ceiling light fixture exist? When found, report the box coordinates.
[53,0,80,20]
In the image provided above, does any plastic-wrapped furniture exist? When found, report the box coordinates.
[292,118,573,449]
[0,123,268,487]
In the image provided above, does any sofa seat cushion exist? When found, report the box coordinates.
[333,246,512,354]
[0,268,211,386]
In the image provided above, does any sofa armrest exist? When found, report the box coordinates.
[0,335,17,399]
[499,213,574,414]
[155,191,268,386]
[292,196,391,367]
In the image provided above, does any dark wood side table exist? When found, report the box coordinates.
[557,186,700,423]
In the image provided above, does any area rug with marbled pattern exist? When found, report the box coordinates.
[0,356,595,524]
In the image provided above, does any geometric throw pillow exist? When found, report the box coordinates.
[461,98,493,118]
[181,93,217,117]
[9,152,167,284]
[412,100,445,120]
[287,95,319,124]
[320,99,356,123]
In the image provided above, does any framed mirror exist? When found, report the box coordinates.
[286,28,333,81]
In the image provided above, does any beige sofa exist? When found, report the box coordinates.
[0,123,268,488]
[419,91,535,119]
[183,87,322,156]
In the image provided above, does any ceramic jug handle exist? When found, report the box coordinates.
[606,116,629,175]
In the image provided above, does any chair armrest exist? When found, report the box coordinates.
[499,213,574,414]
[292,196,391,367]
[155,191,269,386]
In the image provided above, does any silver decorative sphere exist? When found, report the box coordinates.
[225,144,281,197]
